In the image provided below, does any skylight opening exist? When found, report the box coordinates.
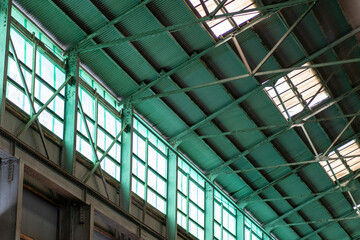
[264,63,329,119]
[320,140,360,181]
[188,0,259,37]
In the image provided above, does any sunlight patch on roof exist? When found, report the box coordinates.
[320,140,360,181]
[188,0,259,37]
[265,63,329,119]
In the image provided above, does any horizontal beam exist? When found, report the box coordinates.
[218,154,360,175]
[185,112,360,140]
[134,57,360,103]
[299,210,354,239]
[243,187,358,203]
[274,215,360,228]
[208,84,360,178]
[77,0,314,53]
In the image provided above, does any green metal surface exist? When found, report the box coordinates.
[7,0,360,239]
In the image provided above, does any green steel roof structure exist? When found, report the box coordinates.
[9,0,360,239]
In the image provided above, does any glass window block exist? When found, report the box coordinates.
[177,211,187,229]
[147,189,166,214]
[108,142,121,163]
[7,82,30,114]
[132,157,145,181]
[98,104,105,128]
[245,228,251,240]
[189,202,204,227]
[52,96,64,118]
[55,67,65,96]
[10,29,25,63]
[189,180,205,209]
[35,79,53,104]
[131,177,145,199]
[53,117,63,138]
[80,89,94,119]
[214,222,221,239]
[214,201,221,223]
[102,157,117,179]
[76,135,93,161]
[177,171,187,195]
[105,109,116,136]
[148,146,167,178]
[147,170,166,197]
[177,193,187,214]
[38,53,55,86]
[132,133,146,160]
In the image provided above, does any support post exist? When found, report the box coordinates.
[167,150,178,239]
[205,182,214,239]
[120,103,132,211]
[0,0,11,125]
[60,203,94,240]
[236,211,244,240]
[0,157,24,240]
[62,51,79,173]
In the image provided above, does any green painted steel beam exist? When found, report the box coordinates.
[0,0,11,126]
[167,26,360,144]
[62,51,79,174]
[166,150,178,239]
[205,182,214,239]
[120,103,133,212]
[236,211,244,240]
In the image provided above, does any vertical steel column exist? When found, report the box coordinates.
[0,0,12,125]
[0,158,24,240]
[167,150,178,239]
[62,51,79,173]
[60,203,94,240]
[205,182,214,239]
[236,211,244,240]
[120,103,132,211]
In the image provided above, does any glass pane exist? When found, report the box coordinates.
[132,157,145,181]
[131,177,145,199]
[132,133,146,160]
[148,146,167,178]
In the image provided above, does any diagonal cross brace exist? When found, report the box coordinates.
[83,123,127,184]
[252,1,317,74]
[16,75,72,137]
[9,36,50,159]
[77,100,110,199]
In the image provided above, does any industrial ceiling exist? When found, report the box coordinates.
[12,0,360,239]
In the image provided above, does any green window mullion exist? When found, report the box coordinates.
[186,172,190,232]
[93,96,99,163]
[144,137,149,202]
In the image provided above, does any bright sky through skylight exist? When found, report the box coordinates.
[265,63,329,119]
[189,0,259,37]
[320,140,360,181]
